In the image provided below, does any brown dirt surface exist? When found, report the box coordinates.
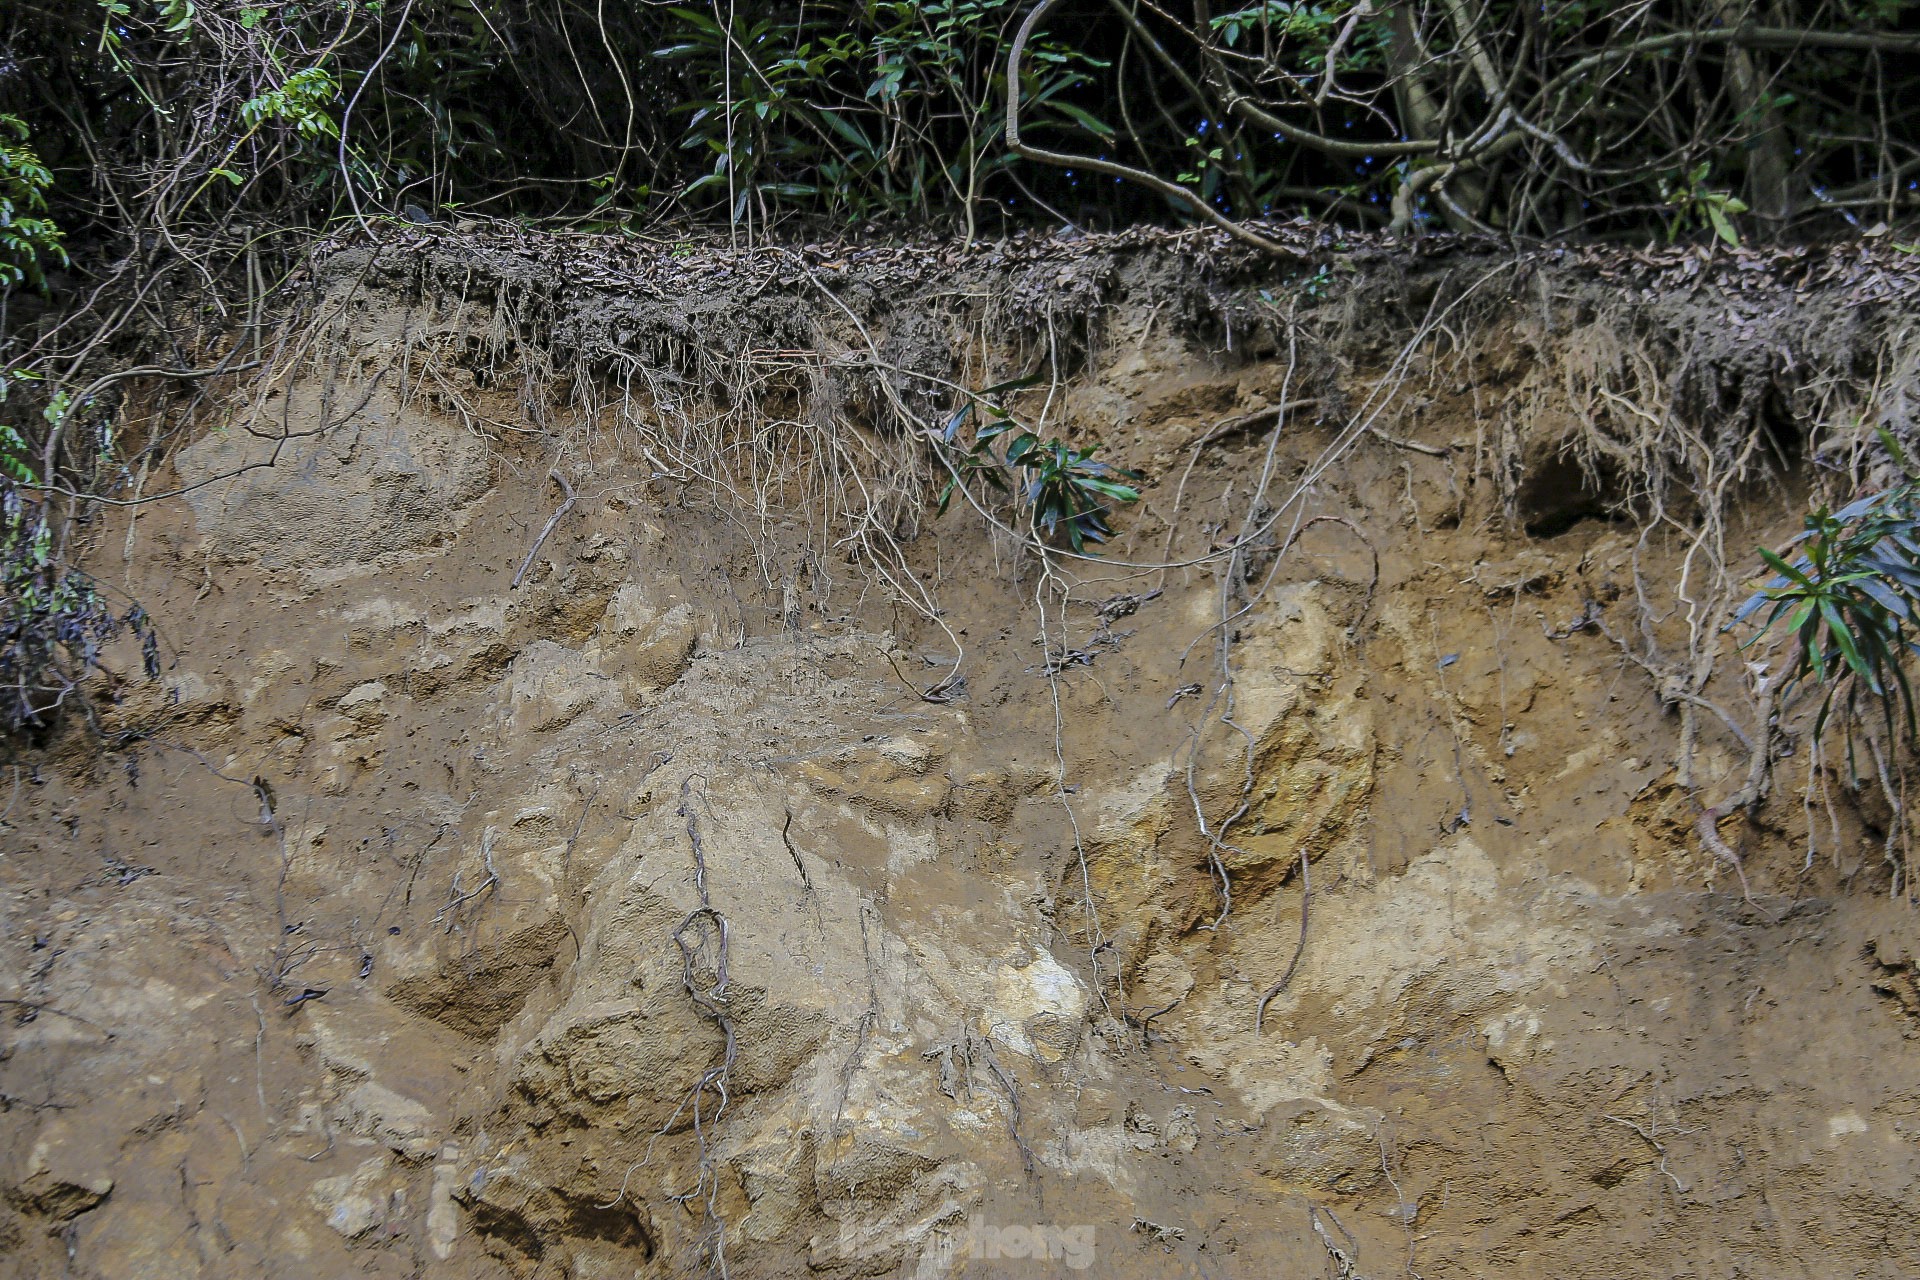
[3,229,1919,1279]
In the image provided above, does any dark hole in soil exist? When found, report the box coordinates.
[566,1198,657,1258]
[1518,452,1621,537]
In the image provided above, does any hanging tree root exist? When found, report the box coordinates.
[649,775,740,1277]
[587,796,751,1264]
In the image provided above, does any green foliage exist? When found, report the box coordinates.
[653,0,1106,225]
[154,0,197,35]
[1009,434,1142,552]
[1209,1,1345,49]
[9,0,1912,243]
[1739,435,1920,750]
[240,66,341,141]
[939,380,1141,553]
[0,376,158,738]
[0,116,65,291]
[95,0,198,49]
[0,425,31,484]
[0,510,160,737]
[0,373,41,485]
[1663,164,1750,247]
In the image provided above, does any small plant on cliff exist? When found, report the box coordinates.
[1662,162,1750,248]
[0,513,160,739]
[0,378,159,742]
[1738,433,1920,754]
[937,379,1141,553]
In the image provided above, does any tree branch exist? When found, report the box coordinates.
[1006,0,1303,256]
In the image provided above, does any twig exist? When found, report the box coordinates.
[1378,1122,1424,1278]
[1130,1217,1187,1246]
[880,648,956,703]
[1255,843,1311,1033]
[1367,426,1451,458]
[337,0,418,231]
[974,1032,1038,1179]
[1133,991,1186,1040]
[1694,810,1765,915]
[560,782,598,885]
[1005,0,1302,257]
[1604,1113,1690,1195]
[434,828,499,933]
[0,997,115,1038]
[778,809,815,899]
[1309,1205,1360,1279]
[512,470,578,590]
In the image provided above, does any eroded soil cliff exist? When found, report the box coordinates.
[3,229,1919,1279]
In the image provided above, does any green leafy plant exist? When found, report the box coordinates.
[1737,432,1920,750]
[0,422,32,484]
[0,520,161,736]
[1209,1,1344,48]
[19,0,1913,249]
[1662,162,1750,247]
[0,116,65,291]
[938,379,1141,553]
[0,372,44,485]
[1009,433,1142,551]
[240,65,341,141]
[0,375,159,739]
[651,0,1108,229]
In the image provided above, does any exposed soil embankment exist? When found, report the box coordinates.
[3,228,1920,1279]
